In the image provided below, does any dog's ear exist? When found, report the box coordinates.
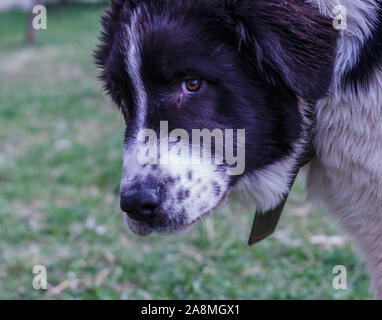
[216,0,338,100]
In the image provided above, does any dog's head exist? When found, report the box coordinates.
[95,0,337,236]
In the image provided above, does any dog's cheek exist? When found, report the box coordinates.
[159,162,229,224]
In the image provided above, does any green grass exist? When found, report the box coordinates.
[0,4,371,299]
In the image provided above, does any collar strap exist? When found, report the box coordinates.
[248,172,297,245]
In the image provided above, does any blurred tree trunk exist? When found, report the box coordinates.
[26,14,36,44]
[26,0,39,44]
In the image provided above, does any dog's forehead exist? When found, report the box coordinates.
[139,18,213,73]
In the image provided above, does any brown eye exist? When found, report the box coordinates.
[182,79,202,93]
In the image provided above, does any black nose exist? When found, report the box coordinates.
[120,188,159,223]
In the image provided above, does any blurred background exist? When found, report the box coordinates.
[0,0,371,299]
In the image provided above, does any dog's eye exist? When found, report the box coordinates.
[182,79,202,93]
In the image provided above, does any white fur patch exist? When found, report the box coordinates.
[122,7,148,132]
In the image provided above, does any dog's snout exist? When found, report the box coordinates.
[120,188,159,223]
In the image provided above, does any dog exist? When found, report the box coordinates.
[95,0,382,298]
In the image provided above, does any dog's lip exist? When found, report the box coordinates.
[177,210,212,230]
[122,212,154,236]
[176,190,229,231]
[122,211,130,228]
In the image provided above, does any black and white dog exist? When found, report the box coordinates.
[95,0,382,298]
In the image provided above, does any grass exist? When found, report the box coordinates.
[0,3,371,299]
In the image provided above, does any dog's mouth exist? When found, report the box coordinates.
[122,191,229,236]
